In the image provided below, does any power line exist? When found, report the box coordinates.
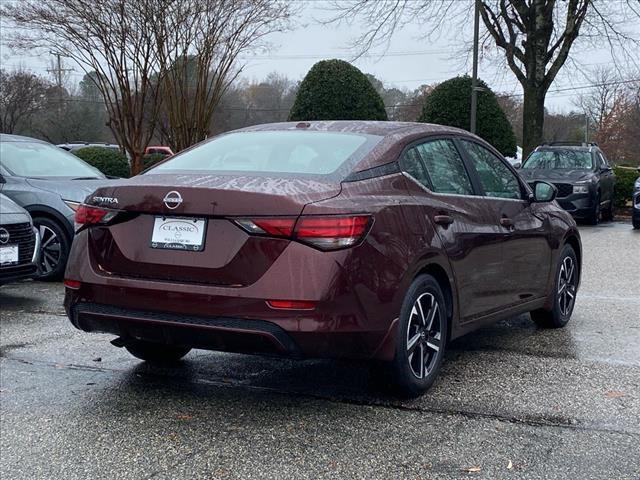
[238,49,455,60]
[24,76,640,113]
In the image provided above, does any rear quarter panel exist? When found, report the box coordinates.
[301,173,454,336]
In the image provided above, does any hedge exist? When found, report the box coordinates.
[143,153,167,171]
[289,59,388,121]
[613,166,638,208]
[418,76,517,157]
[73,147,130,178]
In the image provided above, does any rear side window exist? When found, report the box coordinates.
[150,131,380,176]
[401,146,432,187]
[403,139,474,195]
[460,140,522,200]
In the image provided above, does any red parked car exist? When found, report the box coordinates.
[64,122,581,396]
[145,146,174,157]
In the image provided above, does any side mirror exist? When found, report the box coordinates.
[531,181,557,203]
[513,162,522,169]
[0,174,5,184]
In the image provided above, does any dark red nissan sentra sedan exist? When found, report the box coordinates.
[64,121,581,396]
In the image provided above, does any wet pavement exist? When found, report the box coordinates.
[1,221,639,479]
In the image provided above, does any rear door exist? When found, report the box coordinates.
[399,137,509,321]
[596,151,615,209]
[457,139,552,306]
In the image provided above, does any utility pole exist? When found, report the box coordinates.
[47,52,72,88]
[47,52,73,116]
[470,0,480,134]
[584,114,589,144]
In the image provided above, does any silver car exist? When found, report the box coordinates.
[0,193,40,284]
[0,134,115,280]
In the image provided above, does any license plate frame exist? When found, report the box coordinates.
[150,217,207,252]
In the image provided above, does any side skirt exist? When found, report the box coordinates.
[450,297,547,340]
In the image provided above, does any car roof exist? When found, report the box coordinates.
[237,120,469,138]
[234,121,487,172]
[0,133,48,144]
[534,145,597,153]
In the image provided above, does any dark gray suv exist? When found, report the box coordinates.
[518,142,616,224]
[0,134,114,279]
[633,168,640,230]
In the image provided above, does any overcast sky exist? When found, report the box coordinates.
[1,1,638,113]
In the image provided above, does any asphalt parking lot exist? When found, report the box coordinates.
[1,221,638,479]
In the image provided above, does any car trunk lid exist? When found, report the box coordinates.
[85,174,341,285]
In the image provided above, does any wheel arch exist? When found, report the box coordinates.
[415,262,455,341]
[564,233,582,278]
[25,205,73,240]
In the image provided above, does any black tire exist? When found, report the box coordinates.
[531,244,579,329]
[587,194,600,225]
[33,216,70,281]
[125,340,191,364]
[633,217,640,230]
[389,274,448,397]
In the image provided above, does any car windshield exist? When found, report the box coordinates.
[0,140,104,178]
[150,131,380,176]
[522,150,593,170]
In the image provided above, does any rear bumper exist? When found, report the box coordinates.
[64,237,401,361]
[69,302,303,357]
[65,295,396,361]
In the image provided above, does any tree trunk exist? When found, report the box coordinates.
[522,84,547,159]
[130,152,144,176]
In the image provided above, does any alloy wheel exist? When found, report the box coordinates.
[406,292,442,379]
[39,224,62,275]
[557,255,577,317]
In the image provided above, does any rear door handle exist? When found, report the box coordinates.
[434,215,454,226]
[500,217,514,228]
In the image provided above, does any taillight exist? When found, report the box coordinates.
[234,217,296,237]
[294,216,371,250]
[234,215,372,251]
[74,204,118,230]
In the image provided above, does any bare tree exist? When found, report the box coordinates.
[497,94,524,145]
[2,0,163,174]
[240,72,297,126]
[328,0,640,156]
[151,0,296,152]
[588,78,640,165]
[576,67,625,134]
[0,69,49,133]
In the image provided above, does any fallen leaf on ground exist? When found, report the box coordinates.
[176,414,193,420]
[507,460,513,470]
[464,466,481,473]
[605,391,626,398]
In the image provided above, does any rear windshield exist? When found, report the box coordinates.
[523,150,593,170]
[149,131,381,176]
[0,140,104,178]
